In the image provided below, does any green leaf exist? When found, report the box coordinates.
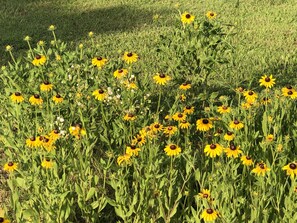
[86,187,96,201]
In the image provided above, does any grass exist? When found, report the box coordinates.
[1,0,297,86]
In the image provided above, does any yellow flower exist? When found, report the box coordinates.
[183,106,195,115]
[3,162,18,172]
[217,105,231,114]
[179,94,186,101]
[224,131,235,141]
[114,69,128,79]
[251,162,271,176]
[92,89,107,101]
[266,134,274,142]
[201,208,218,221]
[179,120,191,129]
[5,45,13,52]
[259,75,275,88]
[92,57,107,68]
[282,162,297,178]
[204,143,223,158]
[0,217,10,223]
[163,126,178,136]
[181,12,195,24]
[49,130,61,141]
[42,137,55,152]
[10,92,24,103]
[243,90,258,103]
[198,189,211,200]
[41,158,54,169]
[123,113,137,121]
[126,145,141,156]
[123,52,138,64]
[132,134,146,146]
[117,154,131,165]
[26,137,39,148]
[282,89,297,99]
[206,11,217,20]
[88,31,94,37]
[38,40,45,46]
[281,85,294,94]
[52,94,64,104]
[151,122,163,132]
[32,55,46,66]
[229,120,244,130]
[69,124,86,139]
[172,112,187,122]
[224,144,242,158]
[24,36,31,41]
[179,82,191,90]
[241,155,253,166]
[29,94,43,105]
[48,25,56,31]
[196,118,213,131]
[164,144,182,156]
[153,73,171,85]
[40,81,53,92]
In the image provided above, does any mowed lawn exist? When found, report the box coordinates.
[0,0,297,86]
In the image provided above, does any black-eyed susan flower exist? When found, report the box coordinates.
[123,80,138,89]
[32,55,46,66]
[29,94,43,105]
[243,90,258,103]
[172,112,187,122]
[224,131,235,141]
[206,11,217,19]
[52,94,63,104]
[163,126,178,136]
[179,120,191,129]
[40,81,53,92]
[26,137,39,148]
[41,158,54,169]
[123,52,138,64]
[225,144,242,158]
[241,155,253,166]
[282,89,297,99]
[3,161,18,172]
[42,137,55,152]
[281,85,294,94]
[241,101,253,110]
[229,119,244,130]
[183,106,194,115]
[126,144,141,156]
[266,134,274,142]
[282,162,297,178]
[164,144,182,156]
[151,122,163,132]
[198,189,211,200]
[117,154,131,165]
[196,118,213,131]
[259,75,275,88]
[153,73,171,85]
[217,105,231,114]
[123,113,137,121]
[114,68,128,79]
[132,134,146,146]
[179,94,186,101]
[204,143,223,158]
[49,129,60,141]
[251,162,271,176]
[92,57,107,68]
[10,92,24,103]
[261,97,271,105]
[181,12,195,24]
[0,217,10,223]
[179,82,191,90]
[201,208,218,221]
[92,89,107,101]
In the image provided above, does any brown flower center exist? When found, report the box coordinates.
[98,89,104,94]
[167,127,173,130]
[15,92,21,96]
[290,163,297,170]
[248,91,254,96]
[185,14,191,19]
[206,208,214,214]
[170,145,176,150]
[43,138,50,143]
[30,137,36,141]
[128,113,134,118]
[265,77,270,82]
[210,13,214,17]
[186,106,191,109]
[210,144,216,149]
[287,85,293,89]
[0,217,4,222]
[234,120,239,125]
[127,53,133,57]
[45,158,51,162]
[230,145,236,150]
[159,73,165,78]
[216,129,223,134]
[227,131,233,135]
[97,57,102,61]
[288,90,293,95]
[35,55,41,59]
[56,94,61,98]
[44,80,50,85]
[34,94,40,99]
[202,119,209,124]
[203,194,209,198]
[137,137,142,142]
[222,106,227,110]
[246,156,251,160]
[54,129,59,134]
[154,124,160,128]
[178,113,183,118]
[118,69,123,73]
[130,145,136,150]
[8,162,14,166]
[259,163,265,169]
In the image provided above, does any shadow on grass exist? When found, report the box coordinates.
[0,1,172,52]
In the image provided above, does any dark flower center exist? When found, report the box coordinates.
[0,217,4,222]
[15,92,21,96]
[182,83,189,86]
[246,156,251,160]
[44,81,50,85]
[210,144,216,149]
[287,85,293,89]
[154,124,160,128]
[186,106,191,109]
[288,90,293,95]
[170,145,176,150]
[178,113,183,118]
[203,194,209,198]
[206,208,214,214]
[186,14,191,19]
[230,145,236,150]
[98,89,104,94]
[265,77,270,82]
[263,97,268,101]
[35,55,41,59]
[227,131,233,135]
[43,138,49,143]
[217,129,223,134]
[56,94,61,98]
[222,106,227,110]
[34,94,40,99]
[289,163,297,170]
[54,129,59,134]
[130,145,136,150]
[159,73,165,78]
[167,127,173,130]
[137,137,142,142]
[118,69,123,73]
[75,123,82,128]
[30,137,36,141]
[128,113,134,118]
[202,119,209,124]
[259,163,265,169]
[97,57,102,61]
[39,136,44,141]
[210,13,214,17]
[248,91,254,96]
[8,162,14,166]
[46,158,51,162]
[127,53,133,57]
[234,120,239,125]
